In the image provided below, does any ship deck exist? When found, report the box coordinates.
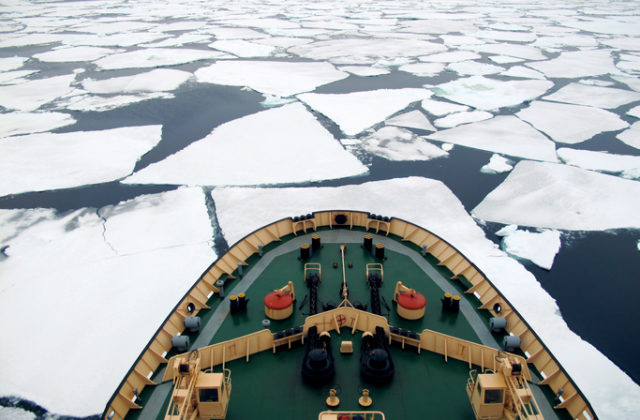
[127,228,569,420]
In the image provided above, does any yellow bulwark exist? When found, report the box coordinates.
[103,211,595,420]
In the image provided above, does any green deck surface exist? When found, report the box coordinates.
[127,229,567,420]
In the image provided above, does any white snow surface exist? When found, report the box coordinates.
[446,61,504,76]
[212,177,640,420]
[0,187,215,416]
[480,154,513,174]
[500,66,545,79]
[298,88,432,136]
[543,82,640,109]
[0,407,35,420]
[462,43,546,61]
[195,60,348,97]
[432,76,553,111]
[557,147,640,176]
[489,56,524,64]
[434,110,492,128]
[54,92,173,112]
[398,62,445,77]
[288,37,446,64]
[427,116,558,162]
[0,74,76,111]
[0,56,28,71]
[495,225,561,270]
[525,50,619,78]
[0,112,75,137]
[516,101,629,144]
[123,103,367,186]
[385,110,435,131]
[617,122,640,150]
[473,160,640,230]
[629,106,640,119]
[420,98,469,116]
[0,126,162,197]
[32,46,118,62]
[338,66,390,77]
[208,40,276,58]
[418,51,480,63]
[94,48,230,70]
[358,126,448,161]
[82,69,192,94]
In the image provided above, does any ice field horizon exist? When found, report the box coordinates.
[1,0,640,418]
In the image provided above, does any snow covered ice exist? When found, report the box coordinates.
[557,147,640,178]
[385,110,435,131]
[94,48,231,70]
[473,161,640,231]
[0,187,215,416]
[525,49,619,78]
[431,76,554,111]
[617,122,640,150]
[0,126,162,197]
[81,69,192,94]
[427,116,558,162]
[495,225,561,270]
[0,112,75,137]
[480,154,513,174]
[298,88,433,136]
[195,61,348,97]
[516,101,629,144]
[124,103,367,186]
[0,74,75,112]
[543,83,640,109]
[357,126,448,161]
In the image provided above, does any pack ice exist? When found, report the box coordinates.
[473,161,640,230]
[495,225,561,270]
[123,103,367,186]
[358,126,448,161]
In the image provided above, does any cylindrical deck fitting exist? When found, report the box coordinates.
[300,243,310,260]
[441,292,452,312]
[363,234,373,252]
[264,291,294,320]
[396,290,426,320]
[375,242,385,260]
[451,295,460,313]
[312,233,321,252]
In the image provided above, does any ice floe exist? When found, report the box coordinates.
[418,51,480,63]
[0,69,39,85]
[434,110,492,128]
[32,46,118,62]
[617,122,640,150]
[338,66,390,77]
[0,187,215,415]
[61,33,169,48]
[0,112,75,137]
[446,61,504,76]
[526,50,619,78]
[123,103,366,186]
[500,66,545,79]
[298,88,432,136]
[0,406,35,420]
[358,126,447,161]
[288,37,446,64]
[462,43,546,61]
[431,76,553,111]
[612,74,640,92]
[94,48,230,70]
[385,110,435,131]
[420,98,469,116]
[81,69,192,94]
[0,56,28,71]
[516,101,629,144]
[208,40,276,58]
[557,147,640,179]
[495,225,561,270]
[480,154,513,174]
[533,35,598,49]
[628,106,640,119]
[473,160,640,230]
[54,92,173,112]
[195,60,348,97]
[600,37,640,51]
[427,116,558,162]
[617,53,640,75]
[398,62,445,77]
[212,177,640,420]
[563,17,640,36]
[489,55,524,64]
[0,126,162,196]
[543,82,640,109]
[473,29,536,43]
[0,33,65,48]
[0,74,75,111]
[207,27,268,40]
[142,33,211,48]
